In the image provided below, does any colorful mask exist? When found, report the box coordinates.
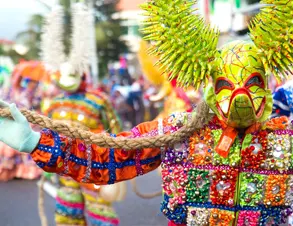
[53,62,81,92]
[141,0,293,129]
[205,41,273,128]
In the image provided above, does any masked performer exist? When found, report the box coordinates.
[38,4,125,226]
[0,0,293,225]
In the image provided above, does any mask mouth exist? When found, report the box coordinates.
[217,88,266,120]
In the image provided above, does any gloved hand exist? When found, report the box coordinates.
[0,100,40,153]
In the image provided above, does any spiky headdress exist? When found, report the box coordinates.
[141,0,293,88]
[41,3,93,75]
[141,0,219,88]
[249,0,293,81]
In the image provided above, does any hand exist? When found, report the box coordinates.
[0,100,40,153]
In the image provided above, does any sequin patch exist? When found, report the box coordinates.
[210,169,238,206]
[187,207,209,226]
[208,209,234,225]
[264,175,288,206]
[237,210,260,226]
[239,173,265,207]
[266,133,292,171]
[189,127,213,165]
[186,169,210,203]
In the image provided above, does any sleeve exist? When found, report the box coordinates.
[272,87,290,118]
[30,117,172,185]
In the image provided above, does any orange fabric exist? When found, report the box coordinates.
[215,126,238,158]
[31,118,163,185]
[265,116,289,130]
[245,122,262,134]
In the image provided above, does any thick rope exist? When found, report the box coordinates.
[0,101,212,149]
[38,175,48,226]
[130,178,162,199]
[3,102,210,226]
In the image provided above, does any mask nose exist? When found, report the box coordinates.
[228,93,256,128]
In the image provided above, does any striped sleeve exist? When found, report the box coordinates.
[30,118,170,185]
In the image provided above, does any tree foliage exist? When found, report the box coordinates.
[13,0,128,78]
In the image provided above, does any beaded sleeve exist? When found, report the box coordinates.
[30,117,178,185]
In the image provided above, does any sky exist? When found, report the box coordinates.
[0,0,55,41]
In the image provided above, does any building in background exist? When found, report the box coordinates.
[113,0,145,52]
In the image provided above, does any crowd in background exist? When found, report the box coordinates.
[99,66,160,130]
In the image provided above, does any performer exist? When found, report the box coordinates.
[0,61,45,181]
[38,4,125,226]
[0,0,293,225]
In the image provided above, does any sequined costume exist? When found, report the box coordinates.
[30,41,293,226]
[2,0,293,225]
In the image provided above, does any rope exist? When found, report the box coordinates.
[0,101,212,149]
[1,101,211,225]
[130,178,162,199]
[38,175,48,226]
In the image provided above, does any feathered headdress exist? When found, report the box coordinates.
[141,0,293,88]
[41,3,94,76]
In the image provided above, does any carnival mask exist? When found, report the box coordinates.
[141,0,292,129]
[54,62,81,93]
[205,41,273,128]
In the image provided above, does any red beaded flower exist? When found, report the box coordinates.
[210,169,238,206]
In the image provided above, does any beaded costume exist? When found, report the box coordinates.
[39,4,125,226]
[13,0,293,225]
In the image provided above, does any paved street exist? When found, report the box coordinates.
[0,171,167,226]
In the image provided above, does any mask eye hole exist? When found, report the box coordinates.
[215,78,234,94]
[244,73,264,89]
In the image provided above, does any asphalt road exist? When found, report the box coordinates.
[0,171,167,226]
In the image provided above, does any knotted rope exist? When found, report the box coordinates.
[0,101,212,149]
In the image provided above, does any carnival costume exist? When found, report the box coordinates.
[0,61,45,181]
[38,4,125,226]
[0,0,293,225]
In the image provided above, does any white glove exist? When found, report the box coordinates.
[0,100,40,153]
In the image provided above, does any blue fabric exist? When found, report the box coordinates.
[272,87,291,118]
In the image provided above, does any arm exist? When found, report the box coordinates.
[30,118,167,185]
[0,100,190,185]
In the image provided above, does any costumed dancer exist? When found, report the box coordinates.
[39,4,126,226]
[0,61,47,181]
[1,0,293,225]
